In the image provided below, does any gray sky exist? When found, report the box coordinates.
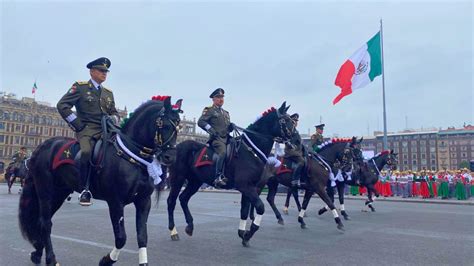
[1,0,472,137]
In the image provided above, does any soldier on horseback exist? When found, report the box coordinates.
[56,57,120,206]
[197,88,235,188]
[6,146,27,174]
[284,113,305,188]
[310,123,325,152]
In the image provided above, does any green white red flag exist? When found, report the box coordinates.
[333,32,382,105]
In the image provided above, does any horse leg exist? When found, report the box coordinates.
[134,197,151,266]
[167,175,186,241]
[249,186,263,221]
[241,189,265,247]
[30,188,69,265]
[99,202,126,266]
[266,180,284,225]
[292,187,303,212]
[314,185,344,231]
[366,185,376,212]
[319,184,335,215]
[297,190,312,229]
[283,189,291,214]
[179,179,202,237]
[337,182,350,220]
[238,194,250,241]
[36,195,58,265]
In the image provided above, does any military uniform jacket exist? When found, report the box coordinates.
[12,151,26,163]
[310,132,324,150]
[57,80,119,133]
[284,130,303,158]
[198,105,231,139]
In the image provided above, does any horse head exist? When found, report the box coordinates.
[123,96,183,166]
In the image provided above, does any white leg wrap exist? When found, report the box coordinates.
[324,205,329,210]
[110,247,121,261]
[254,214,263,226]
[341,204,345,211]
[332,209,339,218]
[138,247,147,264]
[239,219,247,230]
[299,209,306,218]
[171,226,178,235]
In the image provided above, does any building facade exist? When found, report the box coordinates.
[360,126,474,171]
[177,116,208,144]
[0,93,126,166]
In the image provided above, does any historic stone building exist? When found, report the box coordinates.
[0,93,125,167]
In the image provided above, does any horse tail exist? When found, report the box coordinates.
[18,171,41,246]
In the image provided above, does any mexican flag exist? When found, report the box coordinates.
[32,81,38,94]
[333,31,382,105]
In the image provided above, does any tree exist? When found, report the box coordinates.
[458,161,469,169]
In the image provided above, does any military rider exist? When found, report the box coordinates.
[310,123,325,152]
[284,113,305,188]
[7,146,27,174]
[57,57,120,206]
[197,88,235,188]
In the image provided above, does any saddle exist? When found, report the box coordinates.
[52,116,119,171]
[194,137,240,168]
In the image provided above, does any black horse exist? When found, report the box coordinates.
[252,137,359,230]
[319,148,398,218]
[165,102,295,247]
[5,158,29,194]
[18,96,182,266]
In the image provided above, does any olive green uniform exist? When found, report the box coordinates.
[57,80,119,166]
[310,132,324,152]
[284,130,304,165]
[197,105,231,155]
[10,150,27,169]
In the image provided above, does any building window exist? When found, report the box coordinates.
[431,166,436,171]
[0,135,4,143]
[411,141,417,146]
[430,147,436,153]
[413,160,417,165]
[403,160,408,165]
[451,159,457,166]
[431,160,436,165]
[0,122,4,130]
[412,165,418,171]
[420,140,426,145]
[412,154,417,159]
[461,146,467,151]
[451,153,457,158]
[421,159,427,165]
[421,154,426,159]
[430,140,435,145]
[412,146,418,152]
[402,141,408,147]
[420,147,426,153]
[430,153,436,159]
[403,154,408,160]
[450,147,456,152]
[461,153,467,158]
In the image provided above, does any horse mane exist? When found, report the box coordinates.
[374,150,390,158]
[317,138,352,152]
[122,96,168,130]
[252,107,276,123]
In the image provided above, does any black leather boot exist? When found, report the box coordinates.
[213,154,227,188]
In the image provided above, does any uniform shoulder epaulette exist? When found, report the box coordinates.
[102,86,112,92]
[76,81,89,85]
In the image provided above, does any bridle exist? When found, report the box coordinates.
[153,108,180,156]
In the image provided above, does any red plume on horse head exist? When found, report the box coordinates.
[151,95,183,112]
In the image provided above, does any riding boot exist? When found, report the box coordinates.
[213,154,227,188]
[79,160,92,206]
[290,164,302,188]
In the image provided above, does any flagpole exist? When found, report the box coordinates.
[380,19,388,150]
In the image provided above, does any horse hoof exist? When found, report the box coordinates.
[238,229,246,240]
[99,254,116,266]
[343,215,351,220]
[282,208,289,215]
[67,196,72,201]
[45,257,59,266]
[171,234,180,241]
[30,251,42,264]
[318,208,327,215]
[337,224,345,231]
[139,263,148,266]
[185,225,193,236]
[277,218,285,225]
[242,239,250,247]
[369,206,376,212]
